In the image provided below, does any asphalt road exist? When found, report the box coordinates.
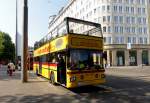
[0,66,150,103]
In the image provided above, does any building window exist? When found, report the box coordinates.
[126,0,129,3]
[142,50,149,65]
[142,8,145,14]
[107,5,110,12]
[102,5,105,11]
[137,0,140,4]
[128,37,132,43]
[144,37,147,44]
[106,37,112,44]
[114,16,118,23]
[118,0,122,3]
[120,37,124,44]
[131,17,135,24]
[126,6,130,13]
[119,16,123,23]
[103,27,107,32]
[108,37,112,44]
[142,0,145,4]
[115,36,124,44]
[107,16,111,22]
[137,17,142,24]
[131,7,134,13]
[138,27,143,34]
[129,51,137,66]
[115,37,119,44]
[108,26,111,33]
[120,26,124,33]
[94,8,97,14]
[143,18,146,24]
[130,0,134,4]
[132,27,135,33]
[103,16,106,22]
[137,8,141,14]
[113,6,118,12]
[119,6,123,13]
[139,37,144,44]
[117,51,125,66]
[126,27,131,33]
[133,37,136,44]
[115,26,119,33]
[143,27,147,34]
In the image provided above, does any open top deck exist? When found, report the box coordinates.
[34,17,103,50]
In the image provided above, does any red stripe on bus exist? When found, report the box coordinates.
[48,63,57,66]
[67,70,105,74]
[42,62,57,67]
[42,62,49,65]
[33,62,39,64]
[33,62,57,67]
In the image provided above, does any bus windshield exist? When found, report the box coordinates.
[68,49,103,70]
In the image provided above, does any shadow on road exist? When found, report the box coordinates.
[0,94,82,103]
[70,85,107,94]
[0,66,150,103]
[68,74,150,103]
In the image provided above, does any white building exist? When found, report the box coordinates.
[48,0,150,66]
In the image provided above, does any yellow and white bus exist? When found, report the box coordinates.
[33,17,105,88]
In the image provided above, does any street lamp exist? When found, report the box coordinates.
[22,0,28,82]
[15,0,18,70]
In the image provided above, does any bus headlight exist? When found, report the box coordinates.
[101,74,105,78]
[70,76,76,82]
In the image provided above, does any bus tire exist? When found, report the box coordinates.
[50,72,56,85]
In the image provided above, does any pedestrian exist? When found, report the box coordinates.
[7,61,15,76]
[7,64,10,74]
[0,63,1,69]
[58,54,66,84]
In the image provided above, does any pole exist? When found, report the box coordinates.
[22,0,28,82]
[15,0,18,69]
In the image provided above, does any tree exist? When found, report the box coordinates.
[0,31,15,63]
[0,32,4,61]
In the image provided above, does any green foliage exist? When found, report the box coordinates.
[0,31,15,62]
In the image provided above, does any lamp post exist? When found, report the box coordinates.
[22,0,28,82]
[15,0,18,70]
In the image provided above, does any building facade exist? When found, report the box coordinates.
[48,0,150,66]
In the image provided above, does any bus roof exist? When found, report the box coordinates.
[64,17,101,28]
[34,17,103,50]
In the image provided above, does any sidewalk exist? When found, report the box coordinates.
[107,65,150,69]
[0,66,78,103]
[105,66,150,82]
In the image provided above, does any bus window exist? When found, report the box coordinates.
[68,49,103,70]
[92,52,103,68]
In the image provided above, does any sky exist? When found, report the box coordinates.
[0,0,67,46]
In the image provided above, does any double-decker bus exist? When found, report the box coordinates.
[33,17,105,88]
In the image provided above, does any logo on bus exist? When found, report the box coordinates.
[56,39,63,49]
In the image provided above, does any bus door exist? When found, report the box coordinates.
[57,53,66,85]
[39,56,42,74]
